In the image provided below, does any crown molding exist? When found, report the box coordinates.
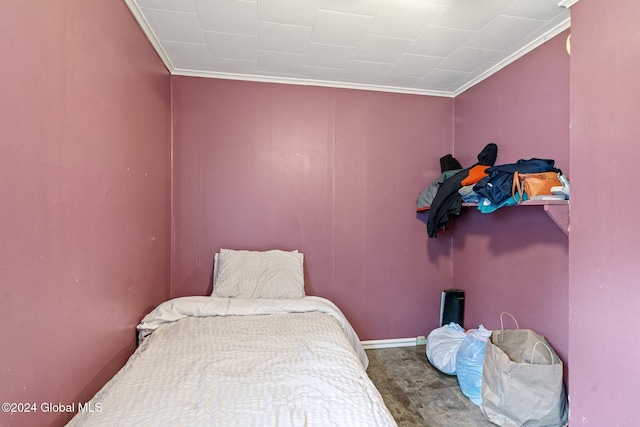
[558,0,581,8]
[124,0,175,73]
[172,68,456,98]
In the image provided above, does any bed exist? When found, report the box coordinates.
[68,249,396,426]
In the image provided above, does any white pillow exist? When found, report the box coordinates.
[212,249,304,299]
[212,250,298,287]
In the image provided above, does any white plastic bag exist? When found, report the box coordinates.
[426,323,466,375]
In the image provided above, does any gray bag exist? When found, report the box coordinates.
[480,313,568,427]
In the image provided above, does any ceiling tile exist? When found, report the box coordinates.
[258,51,305,75]
[310,11,374,47]
[303,43,355,69]
[379,73,421,88]
[341,60,392,84]
[436,46,502,73]
[528,10,571,37]
[161,41,213,68]
[134,0,197,13]
[503,0,566,21]
[140,8,204,44]
[204,31,257,61]
[210,57,259,75]
[416,69,470,91]
[413,0,452,5]
[194,0,257,35]
[352,35,413,63]
[369,0,444,39]
[258,0,319,26]
[317,0,385,17]
[406,26,474,57]
[300,65,344,81]
[430,0,514,32]
[386,54,443,78]
[465,16,544,51]
[258,22,313,55]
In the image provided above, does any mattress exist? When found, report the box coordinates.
[67,296,396,426]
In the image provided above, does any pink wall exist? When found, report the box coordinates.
[171,77,454,340]
[452,32,570,363]
[9,1,635,423]
[569,0,640,423]
[0,1,171,426]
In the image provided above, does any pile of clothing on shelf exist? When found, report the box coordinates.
[416,143,568,238]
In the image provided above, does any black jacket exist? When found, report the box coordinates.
[427,143,498,238]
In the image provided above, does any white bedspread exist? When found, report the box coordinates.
[67,296,396,427]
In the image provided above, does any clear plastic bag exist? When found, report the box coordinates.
[456,326,492,406]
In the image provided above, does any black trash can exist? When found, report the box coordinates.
[440,289,465,328]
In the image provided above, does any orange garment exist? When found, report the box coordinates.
[461,165,489,186]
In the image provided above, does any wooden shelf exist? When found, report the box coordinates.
[462,200,570,235]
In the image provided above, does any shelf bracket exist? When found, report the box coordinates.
[544,203,570,235]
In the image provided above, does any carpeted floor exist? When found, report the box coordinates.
[366,345,495,427]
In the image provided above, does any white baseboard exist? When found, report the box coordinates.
[361,337,422,350]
